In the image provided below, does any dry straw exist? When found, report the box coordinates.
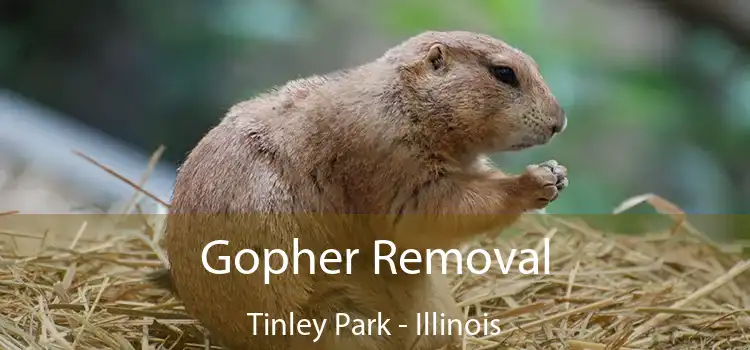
[1,149,749,349]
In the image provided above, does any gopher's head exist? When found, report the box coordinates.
[383,31,567,155]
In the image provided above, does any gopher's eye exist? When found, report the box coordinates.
[490,66,519,88]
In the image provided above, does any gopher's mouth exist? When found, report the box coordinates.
[504,129,558,151]
[508,135,551,150]
[508,143,535,150]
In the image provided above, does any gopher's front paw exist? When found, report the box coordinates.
[518,160,568,210]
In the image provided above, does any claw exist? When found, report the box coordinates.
[542,159,558,168]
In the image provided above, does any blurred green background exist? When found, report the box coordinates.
[0,0,748,234]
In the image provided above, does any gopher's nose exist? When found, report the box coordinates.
[552,108,567,135]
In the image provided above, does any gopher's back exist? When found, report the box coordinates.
[164,116,303,349]
[162,75,408,349]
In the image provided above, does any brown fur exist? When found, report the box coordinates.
[155,31,568,350]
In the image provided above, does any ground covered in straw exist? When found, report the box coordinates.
[1,205,750,350]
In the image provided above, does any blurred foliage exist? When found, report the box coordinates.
[0,0,749,236]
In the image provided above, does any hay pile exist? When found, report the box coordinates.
[0,150,748,349]
[1,202,749,350]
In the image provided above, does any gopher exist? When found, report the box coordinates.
[154,30,568,350]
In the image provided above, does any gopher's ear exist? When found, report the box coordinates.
[424,43,448,71]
